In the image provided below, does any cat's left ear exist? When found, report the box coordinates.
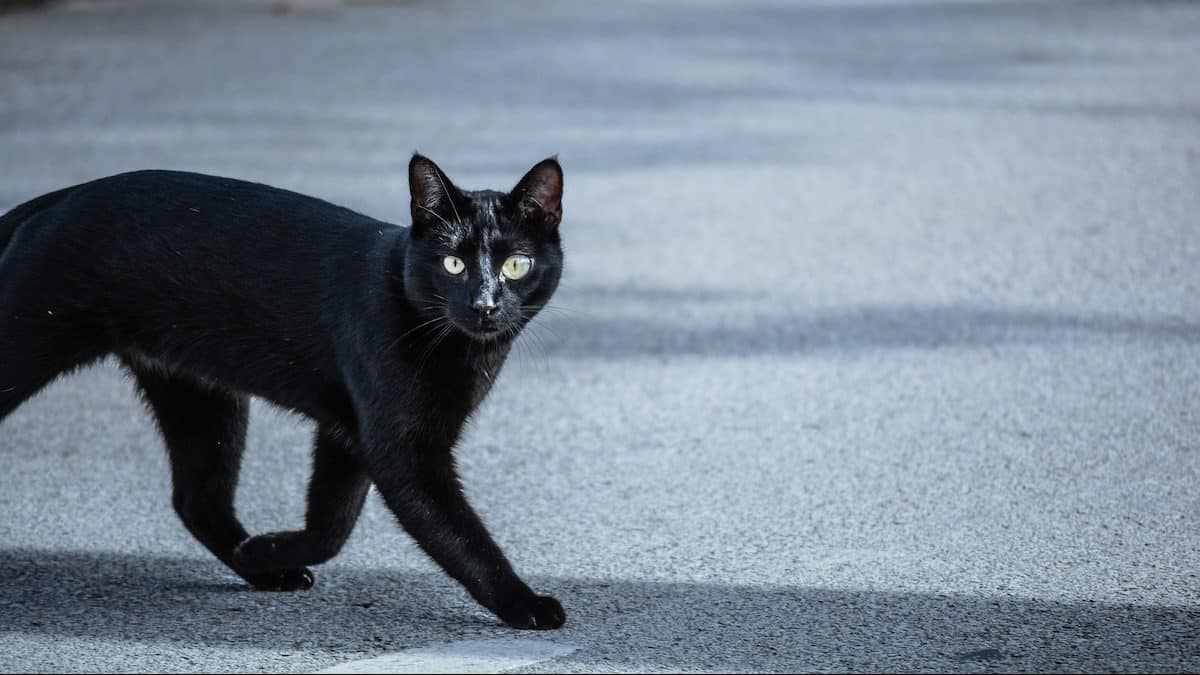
[510,158,563,229]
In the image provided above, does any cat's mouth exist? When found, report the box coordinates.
[464,327,508,341]
[453,316,511,342]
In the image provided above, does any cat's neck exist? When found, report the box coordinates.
[448,328,518,361]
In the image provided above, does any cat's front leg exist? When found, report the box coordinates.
[362,434,565,630]
[232,427,371,579]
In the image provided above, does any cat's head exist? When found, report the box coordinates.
[402,154,564,342]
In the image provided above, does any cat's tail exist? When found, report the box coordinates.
[0,185,76,258]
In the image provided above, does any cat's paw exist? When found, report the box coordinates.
[243,568,315,592]
[232,535,314,591]
[497,594,566,630]
[232,534,282,573]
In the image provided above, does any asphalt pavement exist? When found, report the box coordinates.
[1,0,1198,672]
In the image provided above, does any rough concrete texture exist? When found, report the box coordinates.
[1,0,1198,672]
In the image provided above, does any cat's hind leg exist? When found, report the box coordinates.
[125,358,314,591]
[232,426,370,574]
[1,208,106,422]
[0,303,107,423]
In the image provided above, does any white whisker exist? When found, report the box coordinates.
[432,170,463,226]
[415,203,454,229]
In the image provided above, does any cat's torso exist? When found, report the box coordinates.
[5,170,501,437]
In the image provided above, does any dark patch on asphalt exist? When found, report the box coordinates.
[955,648,1006,662]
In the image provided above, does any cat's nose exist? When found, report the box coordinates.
[471,297,498,317]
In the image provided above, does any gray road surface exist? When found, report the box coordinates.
[1,0,1198,672]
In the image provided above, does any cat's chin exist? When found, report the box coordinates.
[455,322,515,343]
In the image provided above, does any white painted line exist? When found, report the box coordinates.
[315,638,577,674]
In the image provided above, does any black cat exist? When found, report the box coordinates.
[0,155,567,629]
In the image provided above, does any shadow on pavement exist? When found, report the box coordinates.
[1,548,1195,671]
[534,292,1200,358]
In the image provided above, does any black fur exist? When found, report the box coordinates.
[0,155,567,629]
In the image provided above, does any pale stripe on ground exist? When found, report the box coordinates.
[315,638,577,674]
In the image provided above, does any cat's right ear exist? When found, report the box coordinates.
[409,154,462,237]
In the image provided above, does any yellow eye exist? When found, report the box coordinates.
[442,255,465,275]
[502,254,533,280]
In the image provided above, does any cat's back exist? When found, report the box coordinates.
[8,169,402,282]
[2,170,406,329]
[67,169,386,240]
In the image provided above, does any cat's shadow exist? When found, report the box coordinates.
[1,548,1195,671]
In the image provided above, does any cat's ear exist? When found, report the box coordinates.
[510,157,563,229]
[409,153,462,235]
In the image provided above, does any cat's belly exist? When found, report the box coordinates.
[123,348,357,433]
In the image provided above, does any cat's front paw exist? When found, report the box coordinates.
[496,593,566,630]
[232,535,314,591]
[242,568,314,592]
[232,534,280,573]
